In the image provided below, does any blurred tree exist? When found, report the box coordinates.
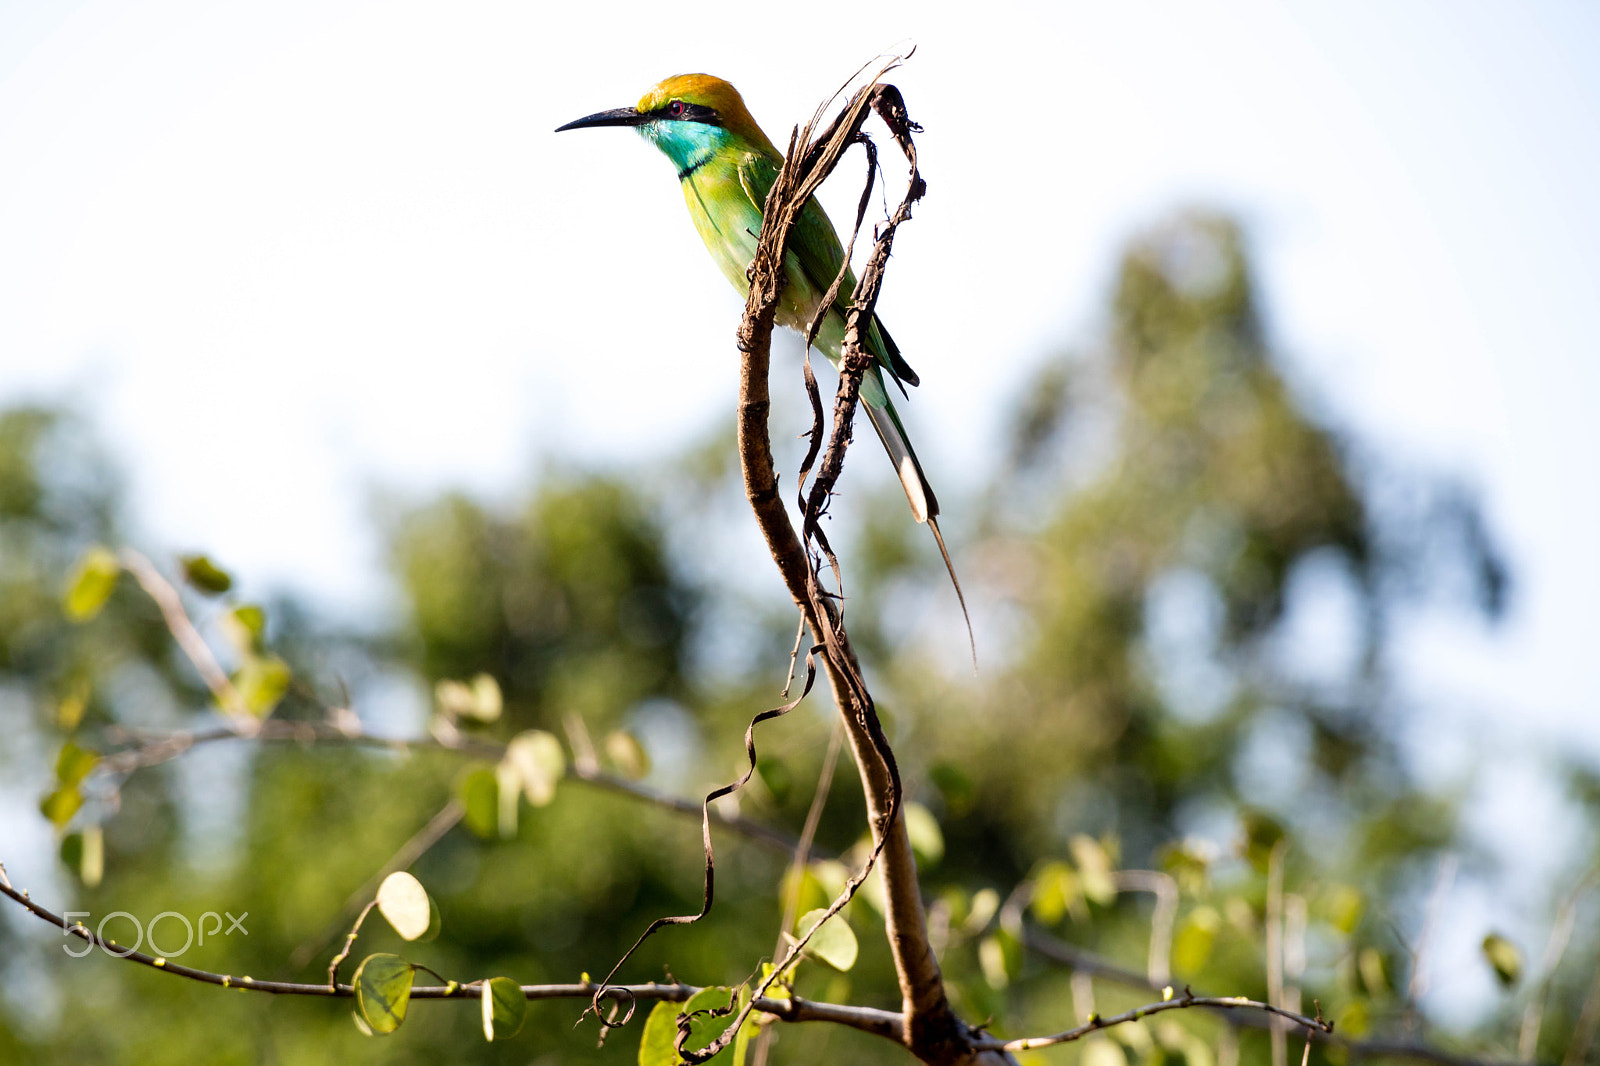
[0,214,1589,1066]
[390,479,693,732]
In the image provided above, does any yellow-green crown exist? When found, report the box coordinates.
[637,74,777,155]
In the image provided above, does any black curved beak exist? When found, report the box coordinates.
[555,107,648,133]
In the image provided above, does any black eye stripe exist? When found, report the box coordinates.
[650,101,722,126]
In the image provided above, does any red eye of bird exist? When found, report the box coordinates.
[668,100,685,117]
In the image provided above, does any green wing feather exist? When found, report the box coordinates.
[736,153,920,392]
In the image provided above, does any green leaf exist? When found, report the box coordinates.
[481,976,527,1041]
[55,741,99,788]
[62,826,104,887]
[59,833,82,870]
[376,872,438,942]
[224,604,266,652]
[354,953,414,1035]
[964,887,1000,934]
[779,864,830,921]
[1358,946,1390,997]
[730,986,754,1066]
[604,730,651,780]
[1030,860,1084,925]
[179,554,233,595]
[903,802,944,866]
[638,987,736,1066]
[234,655,291,717]
[796,908,858,972]
[1158,839,1212,895]
[1241,809,1286,872]
[978,934,1010,989]
[456,766,499,839]
[1172,906,1219,974]
[1481,933,1523,988]
[494,760,521,839]
[80,824,103,887]
[503,730,565,807]
[56,680,90,731]
[64,546,120,622]
[40,786,82,829]
[1070,834,1117,905]
[435,673,502,722]
[468,673,502,720]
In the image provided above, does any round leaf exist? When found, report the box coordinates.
[604,730,650,780]
[504,730,565,807]
[1482,933,1523,988]
[56,681,89,731]
[638,986,735,1066]
[978,927,1021,989]
[39,786,82,829]
[376,872,437,942]
[1172,906,1220,974]
[224,604,267,652]
[979,934,1010,989]
[64,546,120,622]
[55,741,99,789]
[481,976,527,1041]
[456,766,499,839]
[1070,833,1117,905]
[965,887,1000,934]
[354,953,414,1035]
[179,554,233,594]
[1030,860,1083,925]
[467,673,502,721]
[235,655,291,717]
[435,674,502,722]
[796,908,858,972]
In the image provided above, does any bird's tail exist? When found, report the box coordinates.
[863,402,976,667]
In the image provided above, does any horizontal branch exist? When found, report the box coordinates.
[974,987,1330,1052]
[0,869,898,1040]
[100,719,814,858]
[1019,922,1540,1066]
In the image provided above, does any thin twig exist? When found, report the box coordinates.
[1564,964,1600,1066]
[99,720,810,858]
[1268,840,1288,1066]
[1405,853,1457,1035]
[724,61,991,1065]
[754,718,847,1066]
[1020,918,1539,1066]
[973,986,1332,1052]
[117,549,254,731]
[327,900,378,990]
[1521,867,1599,1060]
[290,800,465,971]
[0,870,899,1037]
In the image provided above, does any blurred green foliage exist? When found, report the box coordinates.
[0,215,1589,1066]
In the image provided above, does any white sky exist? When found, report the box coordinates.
[1,0,1597,1022]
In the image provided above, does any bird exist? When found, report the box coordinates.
[556,74,969,629]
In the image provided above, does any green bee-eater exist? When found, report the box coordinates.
[556,75,960,585]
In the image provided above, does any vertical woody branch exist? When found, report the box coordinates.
[734,76,1007,1065]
